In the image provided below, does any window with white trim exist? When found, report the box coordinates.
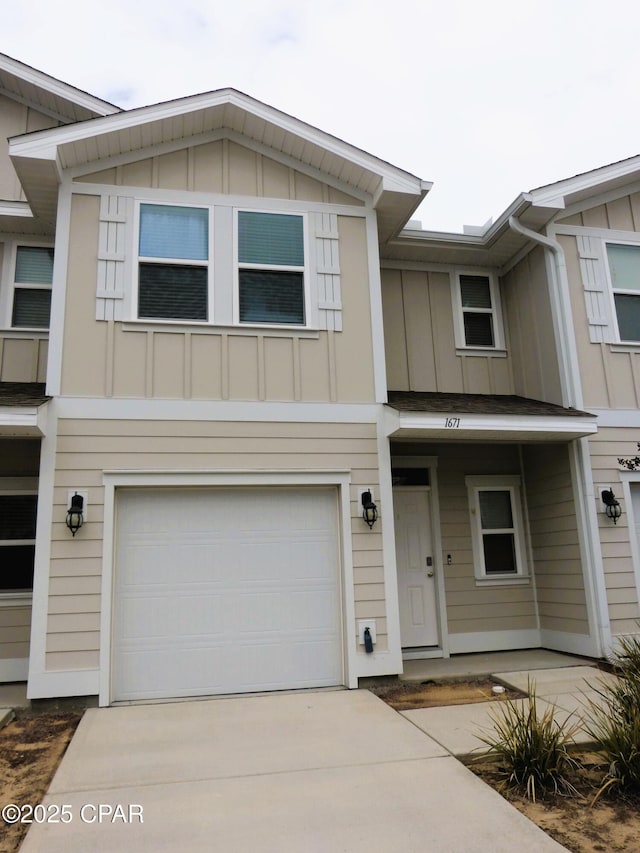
[12,246,53,329]
[0,481,37,593]
[466,475,528,582]
[237,210,306,325]
[453,272,504,350]
[605,242,640,342]
[137,203,210,322]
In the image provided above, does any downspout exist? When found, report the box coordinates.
[507,215,611,658]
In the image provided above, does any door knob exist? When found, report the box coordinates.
[427,571,434,577]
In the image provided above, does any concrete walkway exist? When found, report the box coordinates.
[18,688,569,852]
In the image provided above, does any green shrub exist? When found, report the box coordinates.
[476,679,581,802]
[584,632,640,803]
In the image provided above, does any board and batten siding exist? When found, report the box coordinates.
[588,427,640,635]
[381,268,513,394]
[0,93,60,202]
[76,139,363,207]
[501,246,564,405]
[522,444,589,636]
[61,196,374,403]
[44,419,385,672]
[560,194,640,409]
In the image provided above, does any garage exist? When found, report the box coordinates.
[111,486,343,701]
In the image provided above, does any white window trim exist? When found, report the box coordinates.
[132,200,214,325]
[604,238,640,345]
[232,208,313,329]
[452,270,506,353]
[465,475,529,585]
[0,477,38,602]
[0,240,54,331]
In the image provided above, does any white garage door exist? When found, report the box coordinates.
[112,487,343,701]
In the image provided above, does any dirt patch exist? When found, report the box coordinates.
[467,754,640,853]
[0,712,82,853]
[372,678,524,711]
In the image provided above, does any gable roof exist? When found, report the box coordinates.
[9,87,430,240]
[0,53,120,123]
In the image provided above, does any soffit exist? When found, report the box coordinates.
[10,90,428,239]
[0,382,49,436]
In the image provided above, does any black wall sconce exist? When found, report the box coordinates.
[361,489,378,529]
[601,488,622,524]
[66,492,85,536]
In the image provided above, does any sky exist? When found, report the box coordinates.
[3,0,640,232]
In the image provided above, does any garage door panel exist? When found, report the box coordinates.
[112,487,343,701]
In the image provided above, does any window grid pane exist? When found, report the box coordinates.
[138,264,208,321]
[463,312,494,347]
[238,212,304,266]
[479,490,513,529]
[0,495,37,540]
[614,293,640,341]
[483,533,517,574]
[239,270,304,325]
[15,247,54,283]
[607,244,640,292]
[139,205,208,261]
[12,289,52,328]
[460,274,492,308]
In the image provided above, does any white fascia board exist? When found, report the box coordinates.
[0,54,120,117]
[0,201,32,218]
[388,411,597,440]
[8,88,426,192]
[530,156,640,209]
[0,407,46,435]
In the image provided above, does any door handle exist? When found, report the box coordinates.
[427,571,434,578]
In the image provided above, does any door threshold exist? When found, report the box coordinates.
[402,647,444,661]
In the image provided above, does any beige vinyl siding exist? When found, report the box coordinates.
[0,93,59,202]
[0,606,30,661]
[588,427,640,635]
[502,246,563,405]
[44,419,384,672]
[61,197,374,403]
[561,195,640,409]
[522,444,588,635]
[76,139,363,206]
[393,442,537,635]
[381,268,513,394]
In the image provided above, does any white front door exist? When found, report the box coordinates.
[394,488,439,647]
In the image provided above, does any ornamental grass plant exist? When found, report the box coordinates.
[476,678,581,802]
[583,632,640,804]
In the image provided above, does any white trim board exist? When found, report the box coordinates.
[0,658,28,683]
[448,630,541,655]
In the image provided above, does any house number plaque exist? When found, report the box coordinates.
[444,417,461,429]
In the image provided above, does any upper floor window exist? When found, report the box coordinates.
[137,203,210,322]
[237,211,306,325]
[452,272,505,351]
[12,246,53,328]
[606,243,640,342]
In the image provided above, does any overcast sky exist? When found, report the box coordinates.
[3,0,640,232]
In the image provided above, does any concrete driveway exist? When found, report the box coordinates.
[19,689,567,852]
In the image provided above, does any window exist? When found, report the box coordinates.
[137,204,209,321]
[237,211,305,325]
[453,272,504,351]
[0,482,37,593]
[466,476,528,582]
[12,246,53,328]
[606,243,640,342]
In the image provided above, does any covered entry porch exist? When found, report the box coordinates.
[384,391,602,662]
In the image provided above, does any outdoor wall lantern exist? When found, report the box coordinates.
[361,489,378,529]
[66,492,85,536]
[601,488,622,524]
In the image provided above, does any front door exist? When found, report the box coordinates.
[394,487,439,647]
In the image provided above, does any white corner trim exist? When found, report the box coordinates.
[539,629,602,659]
[46,182,73,397]
[366,212,388,403]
